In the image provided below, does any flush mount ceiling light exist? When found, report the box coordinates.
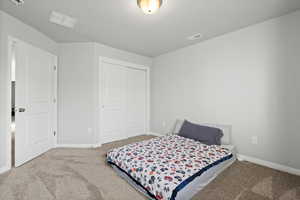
[137,0,163,15]
[10,0,24,6]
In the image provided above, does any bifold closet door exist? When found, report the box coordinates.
[100,59,147,144]
[101,62,127,143]
[125,67,146,138]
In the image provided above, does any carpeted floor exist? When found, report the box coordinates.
[0,135,299,200]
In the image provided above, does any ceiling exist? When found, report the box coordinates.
[1,0,300,57]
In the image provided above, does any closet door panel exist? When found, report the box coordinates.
[125,68,146,137]
[101,62,127,143]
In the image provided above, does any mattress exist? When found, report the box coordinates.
[111,145,236,200]
[107,135,235,200]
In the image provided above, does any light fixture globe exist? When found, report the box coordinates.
[137,0,163,15]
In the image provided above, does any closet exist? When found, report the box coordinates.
[99,58,148,144]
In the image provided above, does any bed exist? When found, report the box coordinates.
[107,123,236,200]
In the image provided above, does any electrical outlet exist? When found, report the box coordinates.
[162,121,166,128]
[251,136,258,145]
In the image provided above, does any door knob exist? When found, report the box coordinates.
[18,108,26,112]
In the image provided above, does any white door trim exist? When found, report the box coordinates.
[97,57,150,145]
[5,36,58,171]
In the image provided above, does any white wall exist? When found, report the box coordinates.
[58,43,96,145]
[151,10,300,169]
[0,10,58,170]
[58,43,152,145]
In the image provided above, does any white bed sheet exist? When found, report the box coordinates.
[111,145,236,200]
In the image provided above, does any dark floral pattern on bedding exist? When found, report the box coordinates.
[107,135,232,200]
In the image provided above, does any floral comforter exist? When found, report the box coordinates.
[107,135,233,200]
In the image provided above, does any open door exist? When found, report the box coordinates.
[14,39,57,167]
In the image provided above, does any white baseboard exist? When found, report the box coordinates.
[148,132,165,137]
[92,143,102,148]
[0,165,10,174]
[56,144,98,148]
[237,154,300,176]
[56,134,164,149]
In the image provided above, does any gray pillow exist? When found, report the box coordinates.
[178,120,223,145]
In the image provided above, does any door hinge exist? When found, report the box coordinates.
[53,131,56,136]
[54,65,57,71]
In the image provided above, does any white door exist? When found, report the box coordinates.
[99,58,147,144]
[125,67,147,137]
[14,40,57,167]
[100,62,127,143]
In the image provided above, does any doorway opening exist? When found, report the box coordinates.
[10,41,16,167]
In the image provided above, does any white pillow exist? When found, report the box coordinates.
[172,119,184,135]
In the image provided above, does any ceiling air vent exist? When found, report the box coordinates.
[49,11,77,29]
[10,0,24,6]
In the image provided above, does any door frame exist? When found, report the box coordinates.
[6,36,58,169]
[97,57,150,145]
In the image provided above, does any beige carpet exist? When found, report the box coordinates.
[0,135,300,200]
